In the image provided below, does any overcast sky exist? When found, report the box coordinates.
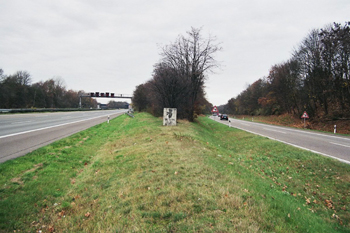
[1,0,349,105]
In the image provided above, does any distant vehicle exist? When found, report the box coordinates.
[220,114,228,120]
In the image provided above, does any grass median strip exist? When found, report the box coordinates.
[0,112,349,232]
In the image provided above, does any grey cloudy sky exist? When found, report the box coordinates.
[1,0,349,105]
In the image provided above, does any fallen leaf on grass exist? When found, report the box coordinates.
[85,212,91,218]
[325,199,333,209]
[174,171,178,175]
[48,226,54,232]
[305,198,311,205]
[58,210,65,217]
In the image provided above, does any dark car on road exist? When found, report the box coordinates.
[220,114,228,120]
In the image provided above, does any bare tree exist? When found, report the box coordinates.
[160,27,222,121]
[14,71,32,86]
[132,83,152,112]
[150,63,189,113]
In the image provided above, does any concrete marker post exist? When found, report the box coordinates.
[334,125,336,134]
[107,115,110,124]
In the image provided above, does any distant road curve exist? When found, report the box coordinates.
[0,110,127,163]
[211,116,350,164]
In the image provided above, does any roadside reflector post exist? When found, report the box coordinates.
[252,117,254,122]
[108,115,110,124]
[334,125,336,134]
[229,120,231,128]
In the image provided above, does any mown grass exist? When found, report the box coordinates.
[0,112,349,232]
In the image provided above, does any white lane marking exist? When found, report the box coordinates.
[240,123,250,126]
[330,142,350,148]
[11,121,32,124]
[213,118,350,165]
[0,111,124,139]
[263,128,287,134]
[230,119,350,142]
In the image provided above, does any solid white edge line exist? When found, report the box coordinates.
[230,118,350,142]
[0,111,123,139]
[210,117,350,165]
[330,142,350,148]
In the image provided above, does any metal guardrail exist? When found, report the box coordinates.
[0,109,11,113]
[125,110,134,118]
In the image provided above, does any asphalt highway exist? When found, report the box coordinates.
[211,116,350,164]
[0,110,128,163]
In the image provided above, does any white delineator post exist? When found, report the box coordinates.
[334,125,336,134]
[108,115,110,124]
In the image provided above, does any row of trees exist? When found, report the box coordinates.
[224,22,350,119]
[0,69,127,109]
[133,27,221,121]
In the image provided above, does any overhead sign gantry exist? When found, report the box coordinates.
[79,92,132,108]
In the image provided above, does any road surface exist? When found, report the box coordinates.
[211,116,350,164]
[0,110,128,163]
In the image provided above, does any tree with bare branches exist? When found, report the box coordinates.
[160,27,221,121]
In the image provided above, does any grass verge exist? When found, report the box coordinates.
[0,112,349,232]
